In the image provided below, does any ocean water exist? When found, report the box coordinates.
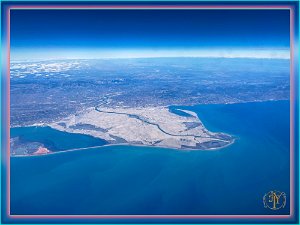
[10,101,290,216]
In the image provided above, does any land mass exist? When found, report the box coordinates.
[50,106,234,150]
[10,58,289,127]
[10,57,288,154]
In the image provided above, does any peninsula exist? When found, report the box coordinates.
[50,106,234,150]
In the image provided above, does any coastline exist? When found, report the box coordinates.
[11,137,236,158]
[10,100,288,157]
[11,103,236,156]
[10,100,290,216]
[9,99,290,129]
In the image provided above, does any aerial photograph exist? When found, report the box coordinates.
[6,5,293,222]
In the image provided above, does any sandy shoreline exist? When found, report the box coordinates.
[11,137,236,158]
[10,105,237,157]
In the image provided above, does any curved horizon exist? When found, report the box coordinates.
[11,48,290,61]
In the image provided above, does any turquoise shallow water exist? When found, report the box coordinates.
[10,101,290,215]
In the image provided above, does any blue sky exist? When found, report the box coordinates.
[10,9,290,60]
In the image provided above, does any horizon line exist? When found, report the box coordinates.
[10,48,290,61]
[10,55,291,63]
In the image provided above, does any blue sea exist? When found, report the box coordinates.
[10,101,290,216]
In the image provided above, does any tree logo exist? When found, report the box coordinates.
[263,190,286,210]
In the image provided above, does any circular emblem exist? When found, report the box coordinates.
[263,190,286,210]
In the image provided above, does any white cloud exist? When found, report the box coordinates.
[10,61,83,78]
